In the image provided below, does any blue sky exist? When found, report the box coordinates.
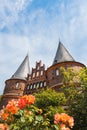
[0,0,87,94]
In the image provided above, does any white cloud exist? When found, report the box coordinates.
[0,0,87,94]
[0,0,33,29]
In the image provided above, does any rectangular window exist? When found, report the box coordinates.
[36,71,39,77]
[33,73,35,78]
[41,70,43,76]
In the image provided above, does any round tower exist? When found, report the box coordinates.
[47,41,86,91]
[0,54,30,108]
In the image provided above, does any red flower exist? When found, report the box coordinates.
[0,124,9,130]
[68,117,74,128]
[6,100,19,114]
[18,98,27,109]
[21,95,35,105]
[26,95,35,105]
[54,113,74,129]
[54,113,61,124]
[1,113,9,120]
[60,113,69,123]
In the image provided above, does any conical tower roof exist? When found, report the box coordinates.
[12,54,30,80]
[53,41,75,65]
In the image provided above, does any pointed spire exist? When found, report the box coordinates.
[12,54,30,80]
[53,41,75,65]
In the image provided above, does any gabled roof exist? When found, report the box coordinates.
[53,41,75,65]
[12,54,30,80]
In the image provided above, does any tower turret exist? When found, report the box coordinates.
[12,54,30,80]
[47,41,85,90]
[0,54,30,108]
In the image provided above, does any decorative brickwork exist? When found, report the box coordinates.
[24,61,47,94]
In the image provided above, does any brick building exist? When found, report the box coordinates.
[0,41,85,108]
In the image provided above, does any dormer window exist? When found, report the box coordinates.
[54,60,57,63]
[55,68,59,76]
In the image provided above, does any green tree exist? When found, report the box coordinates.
[61,67,87,130]
[35,88,66,123]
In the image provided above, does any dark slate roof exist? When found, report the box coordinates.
[12,54,30,80]
[53,41,75,65]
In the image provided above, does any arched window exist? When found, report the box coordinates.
[16,83,19,89]
[33,84,36,89]
[55,68,59,76]
[36,83,39,88]
[30,84,32,89]
[40,82,43,87]
[44,81,46,87]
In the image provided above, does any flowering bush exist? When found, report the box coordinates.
[0,95,74,130]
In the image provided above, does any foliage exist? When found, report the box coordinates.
[35,88,66,107]
[35,88,66,120]
[0,95,74,130]
[61,67,87,130]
